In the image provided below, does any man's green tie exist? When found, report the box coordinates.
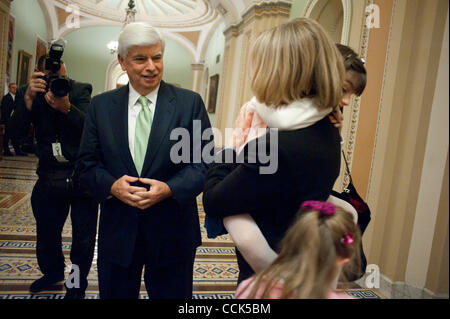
[134,96,152,176]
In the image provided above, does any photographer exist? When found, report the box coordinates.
[20,42,98,299]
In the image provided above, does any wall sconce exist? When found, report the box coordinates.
[107,41,118,54]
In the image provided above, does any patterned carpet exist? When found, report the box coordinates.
[0,155,384,299]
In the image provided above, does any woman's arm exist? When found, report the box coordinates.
[223,214,278,272]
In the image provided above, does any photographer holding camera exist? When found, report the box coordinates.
[20,40,98,299]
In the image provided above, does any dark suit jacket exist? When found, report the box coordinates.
[77,81,212,268]
[1,93,15,125]
[202,117,341,280]
[6,85,29,143]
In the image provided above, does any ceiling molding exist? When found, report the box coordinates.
[36,0,252,63]
[177,30,201,47]
[52,0,217,27]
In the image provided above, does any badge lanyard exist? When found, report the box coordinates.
[51,108,69,163]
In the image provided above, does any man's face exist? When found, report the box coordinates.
[118,42,164,96]
[9,84,17,95]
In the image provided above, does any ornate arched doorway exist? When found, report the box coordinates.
[303,0,352,44]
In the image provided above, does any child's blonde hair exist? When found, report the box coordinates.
[250,18,345,109]
[244,201,361,299]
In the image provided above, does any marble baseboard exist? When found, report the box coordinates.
[355,273,449,299]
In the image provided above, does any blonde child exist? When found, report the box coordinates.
[234,201,361,299]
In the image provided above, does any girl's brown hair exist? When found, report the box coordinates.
[243,205,361,299]
[250,18,345,110]
[337,43,367,96]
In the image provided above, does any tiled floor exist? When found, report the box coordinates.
[0,154,384,299]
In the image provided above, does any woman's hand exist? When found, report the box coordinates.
[226,108,254,150]
[328,108,344,133]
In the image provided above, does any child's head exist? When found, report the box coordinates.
[337,44,367,108]
[250,18,345,110]
[247,201,361,299]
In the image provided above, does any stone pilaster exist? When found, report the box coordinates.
[0,0,12,95]
[191,62,205,94]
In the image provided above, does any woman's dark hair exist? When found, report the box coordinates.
[336,44,367,96]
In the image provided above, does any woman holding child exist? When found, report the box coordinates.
[203,18,345,284]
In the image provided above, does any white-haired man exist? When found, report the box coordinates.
[77,22,212,298]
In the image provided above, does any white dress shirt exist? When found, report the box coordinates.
[127,83,159,161]
[9,93,16,116]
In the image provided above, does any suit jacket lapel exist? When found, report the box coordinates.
[141,81,175,176]
[109,85,139,176]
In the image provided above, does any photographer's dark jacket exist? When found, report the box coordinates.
[14,79,92,175]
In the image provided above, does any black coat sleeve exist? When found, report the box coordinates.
[0,95,11,124]
[76,94,117,202]
[202,132,281,218]
[8,86,31,144]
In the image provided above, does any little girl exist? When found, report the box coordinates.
[234,201,361,299]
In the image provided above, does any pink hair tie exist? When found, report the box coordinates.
[300,200,336,216]
[341,233,354,245]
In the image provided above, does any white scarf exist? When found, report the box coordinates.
[249,96,332,131]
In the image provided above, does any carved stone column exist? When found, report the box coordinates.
[191,62,205,94]
[0,0,12,95]
[0,0,12,160]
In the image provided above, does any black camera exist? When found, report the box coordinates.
[39,39,71,98]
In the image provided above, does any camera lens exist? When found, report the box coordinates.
[50,78,71,97]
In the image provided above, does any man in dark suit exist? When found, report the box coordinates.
[1,82,25,156]
[18,54,98,299]
[77,22,212,299]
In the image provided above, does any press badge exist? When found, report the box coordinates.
[52,142,69,162]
